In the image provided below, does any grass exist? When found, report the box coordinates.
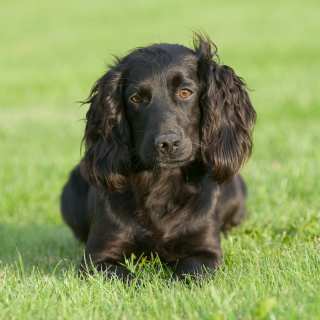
[0,0,319,319]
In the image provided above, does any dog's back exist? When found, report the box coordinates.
[216,175,248,233]
[60,165,90,242]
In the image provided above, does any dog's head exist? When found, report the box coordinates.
[82,35,256,190]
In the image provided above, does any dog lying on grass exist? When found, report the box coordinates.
[61,34,256,280]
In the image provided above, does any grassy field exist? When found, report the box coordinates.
[0,0,319,319]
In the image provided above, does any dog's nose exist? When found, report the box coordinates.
[155,134,181,155]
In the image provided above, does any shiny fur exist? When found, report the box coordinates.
[61,35,256,279]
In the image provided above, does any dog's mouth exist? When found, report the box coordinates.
[158,155,194,168]
[139,143,195,170]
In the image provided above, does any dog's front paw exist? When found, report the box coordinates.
[173,254,220,280]
[78,260,135,283]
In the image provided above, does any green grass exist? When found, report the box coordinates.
[1,0,320,319]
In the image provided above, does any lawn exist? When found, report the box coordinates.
[0,0,319,319]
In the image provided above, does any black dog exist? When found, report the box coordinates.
[61,35,256,280]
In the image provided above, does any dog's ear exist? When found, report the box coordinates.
[195,35,256,183]
[82,65,130,191]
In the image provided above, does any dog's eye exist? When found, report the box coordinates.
[177,88,193,100]
[129,93,142,104]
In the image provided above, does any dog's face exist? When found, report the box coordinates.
[123,45,200,168]
[83,35,256,190]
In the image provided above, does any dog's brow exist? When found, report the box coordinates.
[170,73,183,86]
[168,70,198,88]
[125,82,152,97]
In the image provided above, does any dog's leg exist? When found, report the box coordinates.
[173,224,222,279]
[79,221,135,281]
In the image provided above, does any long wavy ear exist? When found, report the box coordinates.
[82,65,131,191]
[195,35,256,183]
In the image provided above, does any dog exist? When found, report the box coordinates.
[61,34,256,280]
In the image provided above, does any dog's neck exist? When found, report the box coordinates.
[128,160,208,215]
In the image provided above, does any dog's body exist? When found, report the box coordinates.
[62,165,246,277]
[61,35,256,279]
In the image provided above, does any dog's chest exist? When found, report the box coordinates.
[132,199,214,261]
[107,180,219,260]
